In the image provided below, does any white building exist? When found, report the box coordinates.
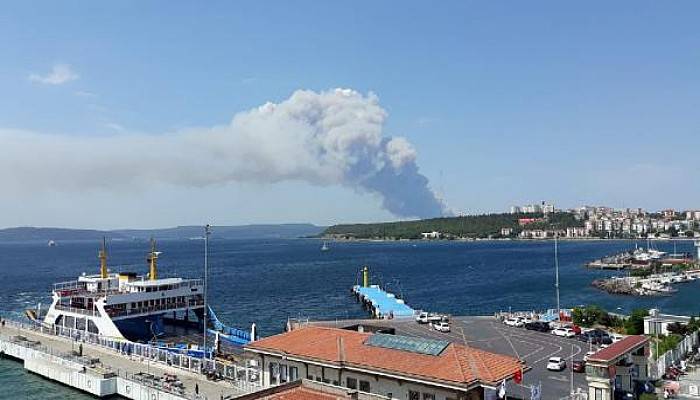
[421,231,441,239]
[244,326,522,400]
[643,309,692,336]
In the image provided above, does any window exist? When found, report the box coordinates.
[269,362,279,385]
[289,366,299,382]
[595,388,602,400]
[346,377,357,389]
[280,364,288,383]
[409,391,420,400]
[359,380,370,392]
[422,394,435,400]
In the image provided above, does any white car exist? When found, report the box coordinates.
[416,312,429,324]
[504,317,524,327]
[551,328,575,338]
[433,321,451,333]
[546,357,567,371]
[610,334,624,343]
[583,351,596,362]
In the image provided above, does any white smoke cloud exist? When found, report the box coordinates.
[0,88,447,218]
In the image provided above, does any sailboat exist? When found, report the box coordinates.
[321,241,330,252]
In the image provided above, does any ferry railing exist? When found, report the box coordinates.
[1,317,263,394]
[54,305,100,317]
[109,300,205,318]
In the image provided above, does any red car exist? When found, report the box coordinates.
[572,360,586,373]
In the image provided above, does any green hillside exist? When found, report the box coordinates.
[323,212,582,239]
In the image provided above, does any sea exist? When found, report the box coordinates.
[0,238,698,398]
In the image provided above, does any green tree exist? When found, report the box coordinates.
[572,305,604,327]
[624,308,649,335]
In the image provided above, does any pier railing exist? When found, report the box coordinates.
[1,318,263,396]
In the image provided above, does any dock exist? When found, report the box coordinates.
[351,266,416,319]
[0,319,262,399]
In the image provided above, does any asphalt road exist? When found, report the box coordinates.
[315,316,593,400]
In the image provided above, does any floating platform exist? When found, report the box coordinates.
[352,285,415,319]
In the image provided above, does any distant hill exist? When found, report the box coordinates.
[0,227,123,242]
[323,212,583,240]
[114,224,325,240]
[0,224,325,242]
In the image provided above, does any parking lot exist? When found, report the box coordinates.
[315,316,591,400]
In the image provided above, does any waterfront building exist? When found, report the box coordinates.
[236,379,388,399]
[585,336,649,400]
[244,326,522,400]
[421,231,441,239]
[644,309,692,336]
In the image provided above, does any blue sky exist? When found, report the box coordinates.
[1,2,699,228]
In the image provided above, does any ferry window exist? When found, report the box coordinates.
[422,393,435,400]
[359,380,370,392]
[409,391,420,400]
[346,377,357,389]
[87,320,99,334]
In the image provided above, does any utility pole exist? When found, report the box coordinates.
[203,224,211,358]
[555,231,561,320]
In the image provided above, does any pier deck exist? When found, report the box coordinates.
[352,285,415,318]
[0,322,254,399]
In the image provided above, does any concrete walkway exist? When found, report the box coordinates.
[0,323,247,399]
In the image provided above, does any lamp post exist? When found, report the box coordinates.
[555,231,561,320]
[203,224,211,359]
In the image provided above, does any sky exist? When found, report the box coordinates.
[1,2,699,229]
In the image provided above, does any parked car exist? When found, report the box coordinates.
[427,313,443,323]
[583,351,596,362]
[572,360,586,373]
[433,321,451,333]
[525,321,551,332]
[546,357,567,371]
[552,327,575,338]
[416,312,429,324]
[610,333,625,343]
[504,317,524,328]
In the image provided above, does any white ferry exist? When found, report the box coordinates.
[27,239,233,343]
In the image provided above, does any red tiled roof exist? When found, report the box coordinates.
[588,335,648,363]
[263,387,346,400]
[246,327,522,386]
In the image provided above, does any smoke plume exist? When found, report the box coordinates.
[0,89,447,218]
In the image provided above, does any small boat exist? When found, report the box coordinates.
[47,240,56,247]
[321,241,330,252]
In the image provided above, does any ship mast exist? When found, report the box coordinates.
[148,238,159,280]
[99,237,108,279]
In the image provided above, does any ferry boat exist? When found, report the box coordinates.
[27,239,252,346]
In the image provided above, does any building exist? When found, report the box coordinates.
[500,227,513,237]
[235,379,388,400]
[244,326,523,400]
[421,231,441,239]
[643,309,692,336]
[585,335,650,400]
[509,206,521,214]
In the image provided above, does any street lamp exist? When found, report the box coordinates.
[203,224,211,359]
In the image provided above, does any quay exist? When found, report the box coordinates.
[351,267,415,319]
[0,319,262,399]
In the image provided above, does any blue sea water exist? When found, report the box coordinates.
[0,238,698,398]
